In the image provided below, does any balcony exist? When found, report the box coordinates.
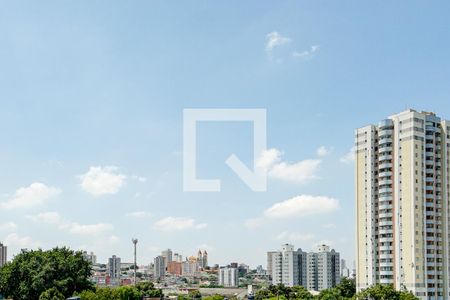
[378,154,393,161]
[379,179,393,185]
[379,171,392,178]
[378,162,393,169]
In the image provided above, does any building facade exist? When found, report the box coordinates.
[356,109,450,299]
[268,244,339,291]
[182,257,199,276]
[107,255,121,282]
[219,266,238,287]
[197,250,208,269]
[267,251,277,280]
[268,244,307,287]
[173,253,183,262]
[307,245,340,291]
[154,256,166,279]
[0,242,6,267]
[167,261,182,276]
[83,251,97,264]
[161,249,172,268]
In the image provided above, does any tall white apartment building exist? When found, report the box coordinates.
[154,255,166,279]
[0,242,7,267]
[82,251,97,264]
[268,244,339,291]
[219,266,238,287]
[307,245,340,291]
[174,253,183,262]
[107,255,121,282]
[267,251,277,280]
[161,249,172,268]
[268,244,307,287]
[356,109,450,299]
[181,259,198,276]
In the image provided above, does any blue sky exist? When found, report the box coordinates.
[1,1,450,268]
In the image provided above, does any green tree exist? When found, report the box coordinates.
[256,284,313,300]
[39,288,65,300]
[189,290,202,300]
[355,284,419,300]
[399,290,420,300]
[116,286,140,300]
[317,288,344,300]
[336,278,355,298]
[203,295,225,300]
[0,247,93,300]
[289,285,313,300]
[78,287,119,300]
[136,281,163,298]
[255,288,274,300]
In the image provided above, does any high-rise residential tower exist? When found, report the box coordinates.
[0,242,7,267]
[154,256,166,279]
[202,250,208,268]
[219,266,239,287]
[307,245,340,291]
[161,249,172,268]
[107,255,121,282]
[356,109,450,299]
[269,244,307,287]
[268,244,339,291]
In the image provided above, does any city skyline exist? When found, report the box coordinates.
[2,1,450,269]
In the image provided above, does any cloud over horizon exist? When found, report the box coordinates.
[79,166,126,196]
[153,217,208,232]
[0,183,61,210]
[257,148,321,183]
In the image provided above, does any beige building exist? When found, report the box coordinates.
[356,109,450,299]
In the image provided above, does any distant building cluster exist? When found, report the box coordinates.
[0,239,351,292]
[154,248,209,279]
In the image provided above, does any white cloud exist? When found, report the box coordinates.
[26,211,113,237]
[131,175,147,183]
[256,148,282,170]
[257,148,321,183]
[79,166,126,196]
[276,231,315,243]
[266,31,291,52]
[340,147,356,164]
[0,222,17,232]
[26,211,62,224]
[153,217,207,232]
[292,45,320,60]
[5,233,40,250]
[264,195,339,219]
[66,223,113,236]
[245,195,339,229]
[316,146,332,157]
[0,183,61,210]
[269,159,321,183]
[125,211,152,218]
